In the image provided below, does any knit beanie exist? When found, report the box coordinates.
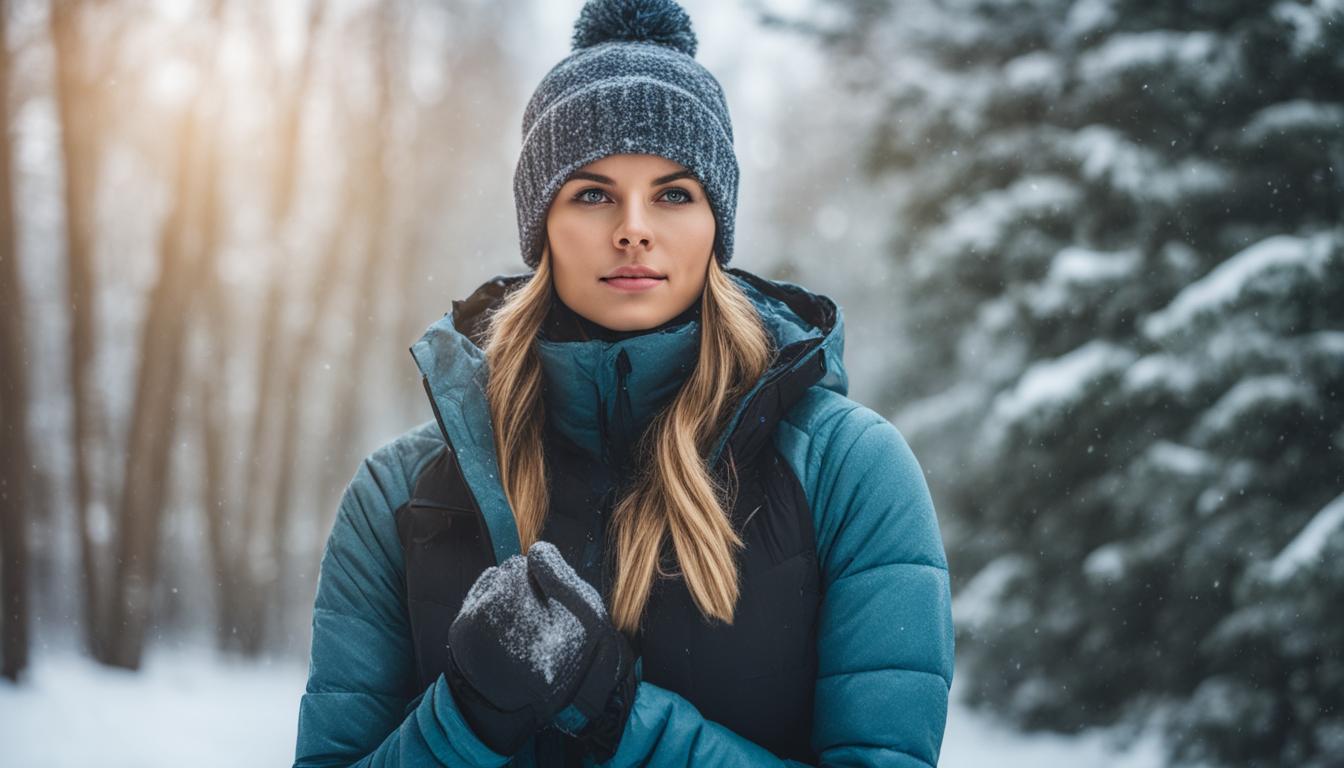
[513,0,739,270]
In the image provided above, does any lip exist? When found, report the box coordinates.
[602,264,665,280]
[601,264,666,293]
[601,276,665,293]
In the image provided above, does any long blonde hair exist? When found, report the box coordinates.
[481,247,773,632]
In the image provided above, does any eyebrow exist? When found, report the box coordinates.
[566,169,698,186]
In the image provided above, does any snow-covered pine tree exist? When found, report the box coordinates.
[803,0,1344,764]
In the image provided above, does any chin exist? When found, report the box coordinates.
[596,305,666,332]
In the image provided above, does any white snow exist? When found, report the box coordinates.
[0,646,307,768]
[1077,30,1219,81]
[1272,0,1342,56]
[1074,126,1157,195]
[0,645,1167,768]
[457,544,587,686]
[1071,125,1232,206]
[924,175,1079,271]
[1193,374,1317,444]
[951,554,1030,635]
[1082,542,1128,584]
[940,671,1166,768]
[1003,51,1062,96]
[990,339,1136,427]
[1143,440,1217,478]
[893,380,988,445]
[1266,492,1344,584]
[1064,0,1117,40]
[1303,330,1344,375]
[1028,245,1141,317]
[1048,246,1141,285]
[1238,100,1344,148]
[1142,233,1335,342]
[1121,353,1201,399]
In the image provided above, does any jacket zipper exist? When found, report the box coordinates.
[613,348,634,471]
[709,337,827,471]
[597,348,634,473]
[421,374,452,447]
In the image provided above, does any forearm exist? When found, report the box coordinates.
[597,682,799,767]
[597,678,946,768]
[295,673,508,768]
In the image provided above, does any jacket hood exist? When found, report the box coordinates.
[409,266,848,565]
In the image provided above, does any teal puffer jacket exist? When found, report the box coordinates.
[294,268,955,767]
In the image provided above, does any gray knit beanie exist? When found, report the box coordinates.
[513,0,739,270]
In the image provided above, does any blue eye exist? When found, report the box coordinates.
[576,188,608,204]
[571,187,695,205]
[662,188,693,204]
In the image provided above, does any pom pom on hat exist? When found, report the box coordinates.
[571,0,698,57]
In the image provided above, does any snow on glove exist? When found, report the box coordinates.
[444,540,611,756]
[529,543,639,762]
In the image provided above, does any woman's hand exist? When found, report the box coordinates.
[531,546,639,762]
[444,541,636,759]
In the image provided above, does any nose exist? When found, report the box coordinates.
[613,198,654,252]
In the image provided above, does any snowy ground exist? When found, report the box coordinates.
[939,679,1166,768]
[0,646,309,767]
[0,648,1167,767]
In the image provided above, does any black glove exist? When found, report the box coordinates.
[444,541,634,758]
[530,548,639,763]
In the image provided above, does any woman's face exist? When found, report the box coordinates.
[544,153,716,332]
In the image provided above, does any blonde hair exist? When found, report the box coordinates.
[481,247,773,632]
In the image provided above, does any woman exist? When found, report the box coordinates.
[294,1,954,766]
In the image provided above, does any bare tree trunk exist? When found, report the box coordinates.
[49,0,113,663]
[390,2,518,428]
[309,0,518,546]
[319,3,394,530]
[193,57,231,652]
[222,0,326,657]
[261,173,354,655]
[225,250,284,655]
[197,272,234,649]
[0,0,32,684]
[104,100,211,669]
[104,0,227,668]
[275,87,377,646]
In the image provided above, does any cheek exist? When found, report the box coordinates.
[669,209,715,285]
[551,258,598,309]
[547,211,590,248]
[547,219,602,278]
[670,261,709,301]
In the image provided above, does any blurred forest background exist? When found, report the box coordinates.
[0,0,1341,766]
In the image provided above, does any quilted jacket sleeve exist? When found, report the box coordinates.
[293,438,510,768]
[798,400,955,767]
[596,395,955,767]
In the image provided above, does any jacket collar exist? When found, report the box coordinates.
[409,267,848,565]
[536,301,701,472]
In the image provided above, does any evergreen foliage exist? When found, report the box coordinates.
[808,0,1344,764]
